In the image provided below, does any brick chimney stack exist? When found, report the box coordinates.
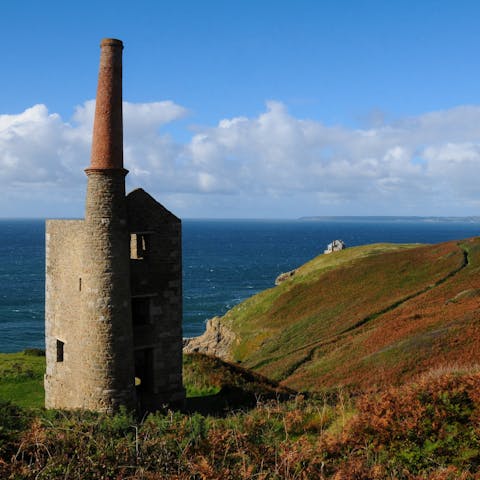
[88,38,125,172]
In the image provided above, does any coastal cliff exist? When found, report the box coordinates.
[183,316,236,359]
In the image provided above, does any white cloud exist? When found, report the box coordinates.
[178,102,480,214]
[0,105,77,185]
[2,100,480,217]
[124,101,188,135]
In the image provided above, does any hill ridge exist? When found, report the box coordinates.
[186,238,480,393]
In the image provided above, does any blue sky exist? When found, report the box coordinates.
[2,0,480,218]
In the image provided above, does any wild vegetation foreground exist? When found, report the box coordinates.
[1,353,480,478]
[0,364,479,478]
[2,238,480,478]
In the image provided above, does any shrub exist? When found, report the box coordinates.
[23,348,45,357]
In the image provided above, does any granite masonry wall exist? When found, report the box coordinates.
[44,184,185,412]
[127,188,185,411]
[45,220,85,408]
[79,170,137,411]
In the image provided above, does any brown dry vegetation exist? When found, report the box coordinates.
[220,238,480,394]
[1,364,480,479]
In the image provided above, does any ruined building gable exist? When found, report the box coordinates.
[127,188,180,228]
[127,188,184,411]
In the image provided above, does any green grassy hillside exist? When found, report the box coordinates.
[0,350,45,408]
[0,351,292,414]
[218,238,480,392]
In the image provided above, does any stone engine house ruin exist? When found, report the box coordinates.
[44,39,185,412]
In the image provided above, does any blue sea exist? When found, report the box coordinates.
[0,217,479,353]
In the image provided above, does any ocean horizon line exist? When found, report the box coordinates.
[1,215,480,222]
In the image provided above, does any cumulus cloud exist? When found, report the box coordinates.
[180,102,480,213]
[0,100,189,213]
[1,99,480,216]
[0,105,73,185]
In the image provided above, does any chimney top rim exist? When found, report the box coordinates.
[100,38,123,48]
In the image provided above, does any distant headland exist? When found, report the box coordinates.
[298,215,480,223]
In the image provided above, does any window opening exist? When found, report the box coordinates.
[56,340,64,362]
[134,348,154,392]
[132,297,151,325]
[130,233,149,259]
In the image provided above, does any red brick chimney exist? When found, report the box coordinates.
[87,38,125,172]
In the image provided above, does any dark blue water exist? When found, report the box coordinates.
[0,220,45,353]
[0,218,479,352]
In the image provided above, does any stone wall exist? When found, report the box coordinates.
[127,188,185,410]
[44,219,85,408]
[45,184,184,412]
[81,171,136,412]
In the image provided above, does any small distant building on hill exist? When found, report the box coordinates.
[44,39,185,413]
[324,239,346,254]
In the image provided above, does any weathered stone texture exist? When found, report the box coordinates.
[183,316,236,360]
[45,171,138,412]
[45,220,85,409]
[80,170,136,411]
[127,188,185,411]
[45,178,184,412]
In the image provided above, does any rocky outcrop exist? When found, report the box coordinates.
[275,269,297,285]
[183,316,236,360]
